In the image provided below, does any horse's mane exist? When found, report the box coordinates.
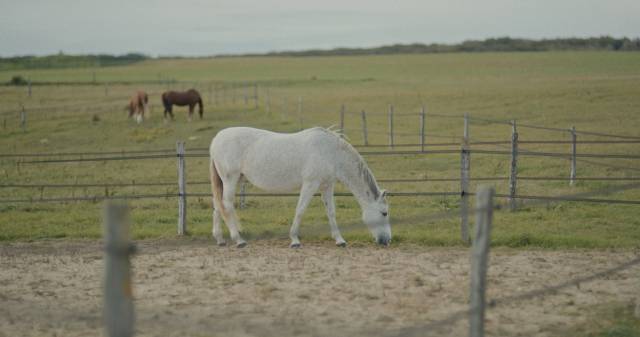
[315,127,380,199]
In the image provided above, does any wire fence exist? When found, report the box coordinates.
[93,181,640,337]
[2,115,639,210]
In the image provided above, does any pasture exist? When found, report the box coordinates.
[1,52,639,247]
[1,51,640,336]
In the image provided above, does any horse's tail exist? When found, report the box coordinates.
[197,96,203,118]
[209,157,226,218]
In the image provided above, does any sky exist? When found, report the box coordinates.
[1,0,639,57]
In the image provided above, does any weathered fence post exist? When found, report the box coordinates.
[239,181,247,209]
[361,110,368,146]
[420,105,426,152]
[570,126,577,186]
[340,104,345,135]
[469,186,495,337]
[388,104,394,149]
[460,113,471,244]
[298,96,303,130]
[266,88,271,115]
[232,84,237,104]
[20,105,26,131]
[103,202,135,337]
[509,120,519,211]
[282,97,288,118]
[254,83,259,109]
[176,141,187,235]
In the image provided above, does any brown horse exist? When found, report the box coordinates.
[161,89,203,121]
[128,90,149,124]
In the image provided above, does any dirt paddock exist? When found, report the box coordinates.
[0,239,638,337]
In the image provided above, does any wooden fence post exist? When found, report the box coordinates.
[176,141,187,235]
[469,186,495,337]
[282,97,288,118]
[28,79,32,97]
[298,96,303,130]
[340,104,345,135]
[266,88,271,115]
[254,83,259,109]
[103,202,135,337]
[509,120,519,211]
[104,83,108,97]
[244,84,248,105]
[388,104,394,149]
[20,105,26,131]
[232,85,237,104]
[420,105,426,152]
[460,112,470,244]
[570,126,577,186]
[361,110,368,146]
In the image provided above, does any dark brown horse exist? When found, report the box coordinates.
[128,90,149,123]
[161,89,203,121]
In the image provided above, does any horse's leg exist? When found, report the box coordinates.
[220,173,247,247]
[321,183,346,247]
[289,180,321,248]
[188,104,194,122]
[212,208,225,246]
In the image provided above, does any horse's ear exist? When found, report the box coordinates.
[380,189,388,200]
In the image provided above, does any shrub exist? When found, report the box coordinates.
[9,75,28,86]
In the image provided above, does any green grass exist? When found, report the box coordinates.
[1,51,639,247]
[558,303,640,337]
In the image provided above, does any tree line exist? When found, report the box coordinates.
[250,36,640,57]
[0,53,147,71]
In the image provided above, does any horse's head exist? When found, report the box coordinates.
[362,189,391,246]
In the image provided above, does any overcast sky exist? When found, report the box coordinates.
[1,0,639,57]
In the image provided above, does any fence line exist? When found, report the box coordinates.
[4,139,639,158]
[4,189,640,205]
[6,175,640,190]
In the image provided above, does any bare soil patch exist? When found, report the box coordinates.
[0,239,638,337]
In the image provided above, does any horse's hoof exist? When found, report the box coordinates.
[336,241,347,248]
[236,241,247,248]
[290,243,301,249]
[217,241,227,247]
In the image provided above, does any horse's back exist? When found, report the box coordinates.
[163,89,200,105]
[210,127,340,191]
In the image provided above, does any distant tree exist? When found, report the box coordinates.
[8,75,28,86]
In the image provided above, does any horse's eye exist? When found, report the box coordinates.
[381,212,388,217]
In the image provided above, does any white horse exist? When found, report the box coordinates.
[209,127,391,248]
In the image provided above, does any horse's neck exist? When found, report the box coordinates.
[335,148,378,208]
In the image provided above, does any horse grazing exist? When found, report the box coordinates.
[209,127,391,248]
[128,90,149,124]
[161,89,203,121]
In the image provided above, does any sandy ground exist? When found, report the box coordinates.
[0,239,638,337]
